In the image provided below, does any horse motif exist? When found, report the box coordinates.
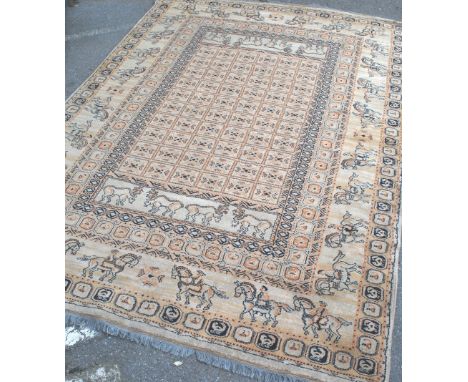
[355,24,385,38]
[144,189,183,217]
[66,120,92,150]
[341,143,376,170]
[285,15,308,26]
[233,9,264,21]
[207,2,228,18]
[361,57,387,77]
[85,96,113,121]
[185,204,229,225]
[171,265,228,311]
[232,208,272,239]
[65,238,84,256]
[131,47,161,65]
[99,185,143,206]
[353,101,382,129]
[78,251,141,283]
[364,39,388,58]
[112,66,146,85]
[147,30,176,45]
[325,211,367,248]
[233,281,293,327]
[293,296,351,343]
[357,78,385,103]
[334,172,372,205]
[322,21,351,32]
[315,251,362,295]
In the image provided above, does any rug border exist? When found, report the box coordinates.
[383,195,402,382]
[66,310,315,382]
[241,0,401,23]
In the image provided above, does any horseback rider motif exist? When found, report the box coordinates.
[78,250,141,283]
[66,120,92,150]
[85,96,113,121]
[353,101,382,129]
[357,78,385,103]
[334,172,372,205]
[171,265,228,311]
[256,286,271,310]
[341,143,376,170]
[325,211,368,248]
[315,251,362,295]
[233,281,293,327]
[293,296,352,343]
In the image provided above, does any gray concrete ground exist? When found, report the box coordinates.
[65,1,402,381]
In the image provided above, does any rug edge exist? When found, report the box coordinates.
[383,197,402,382]
[65,310,313,382]
[238,0,402,23]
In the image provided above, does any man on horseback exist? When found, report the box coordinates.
[256,286,272,310]
[313,301,328,330]
[101,250,120,269]
[187,270,205,292]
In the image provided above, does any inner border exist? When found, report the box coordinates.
[73,25,341,258]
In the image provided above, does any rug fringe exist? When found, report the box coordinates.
[66,312,308,382]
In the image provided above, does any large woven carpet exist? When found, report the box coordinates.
[65,1,401,381]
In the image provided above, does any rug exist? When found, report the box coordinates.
[65,2,401,381]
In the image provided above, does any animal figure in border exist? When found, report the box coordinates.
[66,120,92,150]
[232,207,272,239]
[341,143,376,170]
[85,96,113,121]
[315,251,362,295]
[185,203,229,225]
[78,250,141,283]
[325,211,368,248]
[356,78,385,103]
[361,56,387,77]
[334,172,373,205]
[353,101,382,129]
[293,296,351,343]
[144,189,183,218]
[65,238,84,256]
[233,281,293,328]
[99,184,143,206]
[171,265,228,311]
